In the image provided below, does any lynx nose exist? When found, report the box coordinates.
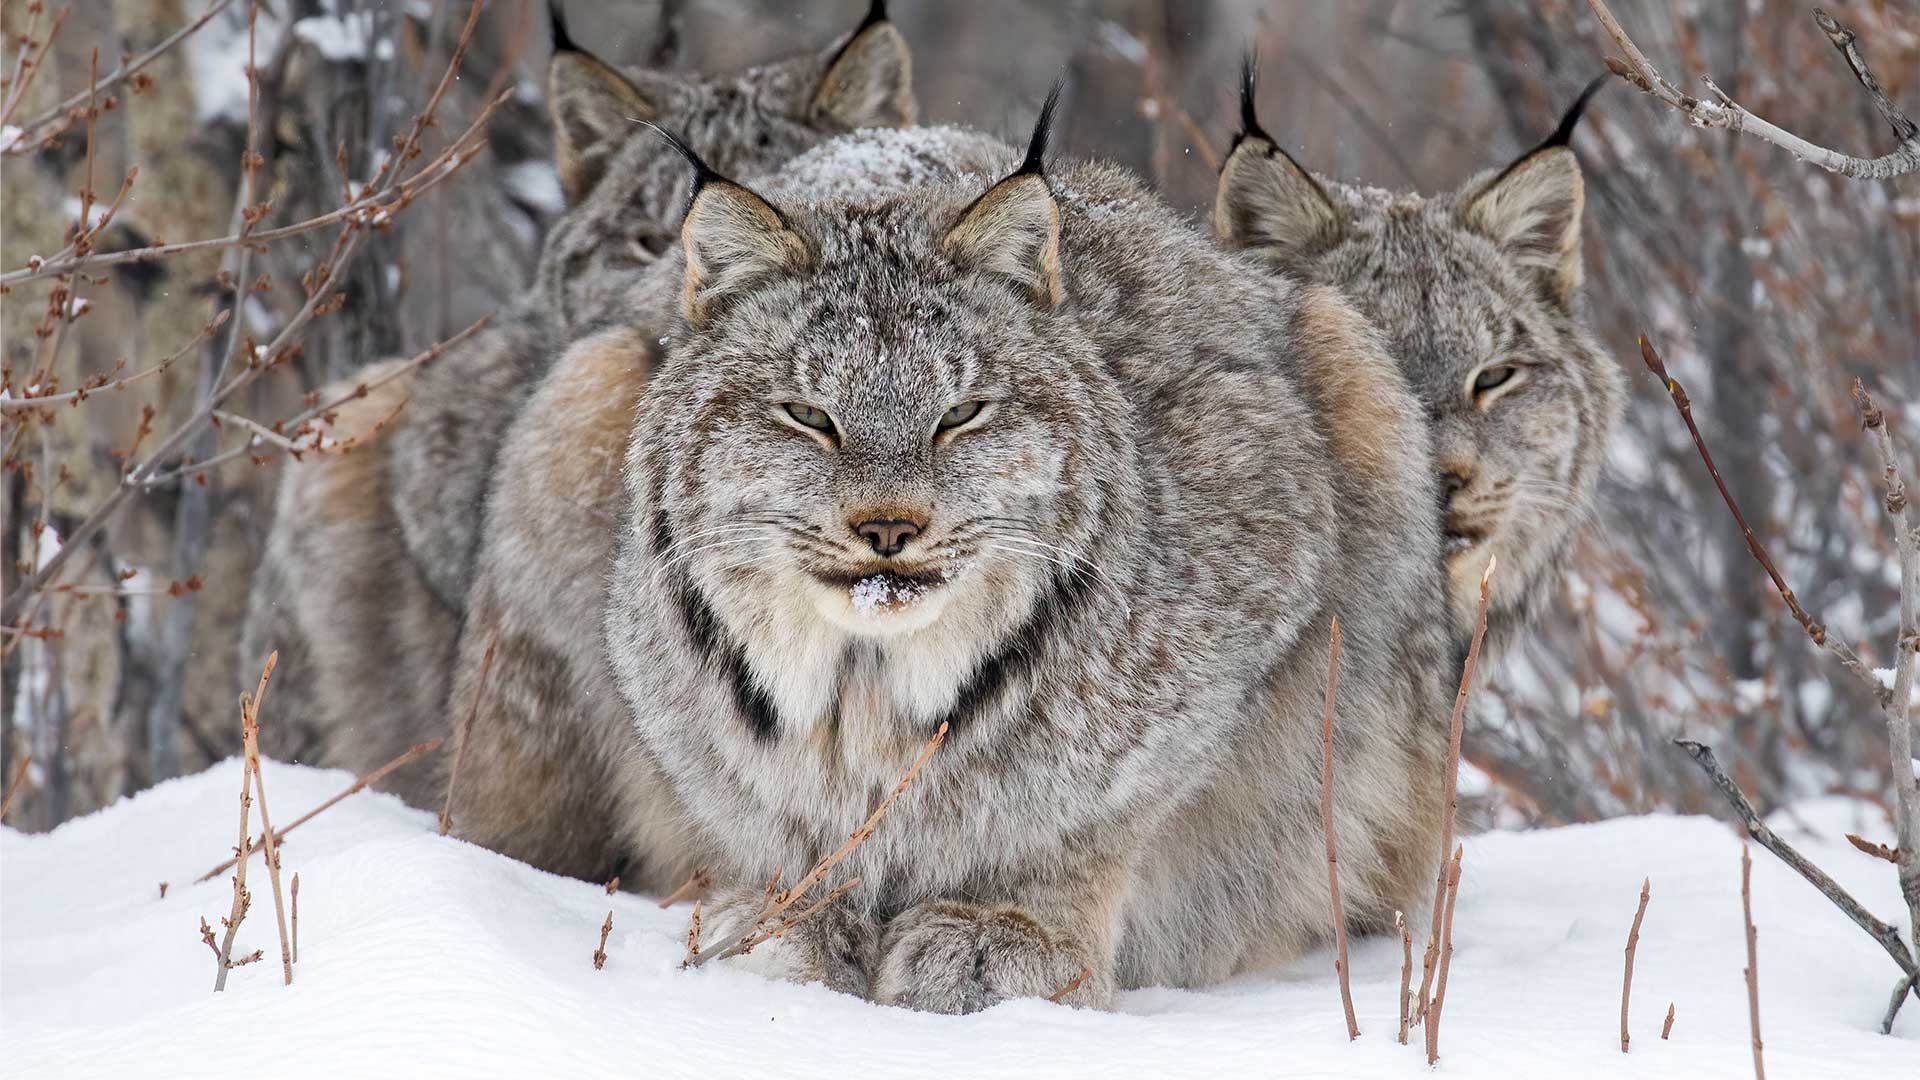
[855,518,921,557]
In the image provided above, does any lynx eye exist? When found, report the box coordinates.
[782,402,837,434]
[630,231,672,262]
[937,400,985,431]
[1469,364,1524,404]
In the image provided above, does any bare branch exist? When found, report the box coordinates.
[1424,845,1464,1066]
[1587,1,1920,179]
[1417,557,1495,1021]
[658,867,712,909]
[195,740,443,883]
[0,311,228,412]
[1049,966,1093,1004]
[1673,740,1918,996]
[1741,843,1766,1080]
[0,754,29,822]
[240,653,293,986]
[1622,877,1650,1052]
[593,911,613,971]
[1396,910,1412,1045]
[1318,617,1359,1040]
[1662,1002,1676,1040]
[290,873,299,965]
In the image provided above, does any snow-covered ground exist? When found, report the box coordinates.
[3,761,1913,1079]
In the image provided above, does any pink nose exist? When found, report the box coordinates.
[854,519,921,557]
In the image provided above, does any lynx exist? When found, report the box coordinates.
[448,101,1456,1012]
[1215,66,1625,650]
[241,2,916,803]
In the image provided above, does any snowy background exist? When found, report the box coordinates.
[4,762,1912,1078]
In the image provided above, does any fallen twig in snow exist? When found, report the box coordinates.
[440,632,498,837]
[1425,845,1464,1066]
[1586,0,1919,179]
[1847,834,1900,864]
[1417,557,1495,1024]
[1049,966,1093,1004]
[240,653,293,986]
[684,901,701,966]
[291,873,300,965]
[593,911,613,971]
[195,739,443,883]
[605,876,621,895]
[1742,843,1766,1080]
[1396,910,1412,1045]
[1662,1002,1675,1040]
[1318,616,1358,1040]
[0,754,29,822]
[688,722,949,967]
[658,867,713,909]
[1622,877,1650,1052]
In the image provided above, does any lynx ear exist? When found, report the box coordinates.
[811,0,916,130]
[1462,77,1605,308]
[1213,57,1342,264]
[547,4,662,203]
[942,85,1064,309]
[658,129,809,327]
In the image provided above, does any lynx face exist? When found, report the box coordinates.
[637,174,1111,645]
[537,3,915,329]
[1216,75,1624,641]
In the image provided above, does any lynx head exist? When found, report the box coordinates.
[1215,65,1623,642]
[537,0,916,328]
[633,92,1125,646]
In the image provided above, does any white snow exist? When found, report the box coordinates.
[2,763,1913,1079]
[1,124,23,152]
[291,12,395,64]
[850,574,927,615]
[184,7,288,124]
[501,160,567,215]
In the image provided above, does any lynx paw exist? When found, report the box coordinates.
[702,883,877,998]
[872,901,1104,1014]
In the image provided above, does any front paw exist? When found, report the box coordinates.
[873,900,1106,1014]
[700,883,877,998]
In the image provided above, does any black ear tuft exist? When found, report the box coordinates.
[1540,74,1608,151]
[636,121,733,218]
[858,0,888,35]
[549,0,580,57]
[1015,79,1064,178]
[1233,52,1272,152]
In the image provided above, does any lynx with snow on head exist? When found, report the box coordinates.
[595,98,1454,1011]
[1216,65,1624,649]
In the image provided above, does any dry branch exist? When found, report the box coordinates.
[688,722,948,967]
[290,873,299,965]
[1622,877,1650,1052]
[1674,739,1918,1014]
[195,739,442,883]
[1587,1,1919,178]
[1741,843,1766,1080]
[658,867,712,909]
[1318,617,1358,1040]
[1049,966,1093,1004]
[1662,1002,1675,1040]
[1396,910,1412,1045]
[1848,834,1900,864]
[211,741,255,991]
[1416,556,1495,1021]
[593,911,613,971]
[239,653,292,986]
[684,901,701,966]
[440,633,498,836]
[1424,845,1464,1066]
[0,754,28,822]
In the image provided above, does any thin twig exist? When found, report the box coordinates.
[1396,910,1413,1045]
[1623,877,1651,1052]
[240,652,293,986]
[658,867,712,908]
[1417,556,1496,1021]
[684,900,701,966]
[290,872,299,965]
[1318,617,1358,1040]
[1742,843,1766,1080]
[440,632,498,836]
[593,910,613,970]
[1049,966,1093,1004]
[1425,845,1464,1066]
[1662,1002,1675,1040]
[195,739,443,882]
[1639,338,1879,694]
[0,311,228,412]
[1586,0,1919,179]
[0,754,28,822]
[212,741,255,991]
[688,723,948,967]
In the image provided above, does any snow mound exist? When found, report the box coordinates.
[2,761,1912,1079]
